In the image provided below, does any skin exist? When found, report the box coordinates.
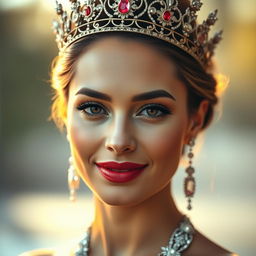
[62,37,234,256]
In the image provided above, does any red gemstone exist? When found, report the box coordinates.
[163,11,172,21]
[185,178,195,197]
[198,33,207,44]
[82,5,92,16]
[118,0,130,14]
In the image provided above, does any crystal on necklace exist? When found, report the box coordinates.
[75,216,194,256]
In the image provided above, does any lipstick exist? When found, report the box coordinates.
[95,161,147,183]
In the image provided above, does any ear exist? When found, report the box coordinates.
[185,100,209,144]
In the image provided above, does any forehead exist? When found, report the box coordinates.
[71,37,186,97]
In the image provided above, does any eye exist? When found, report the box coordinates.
[137,104,171,119]
[77,102,108,117]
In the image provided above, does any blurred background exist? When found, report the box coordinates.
[0,0,255,255]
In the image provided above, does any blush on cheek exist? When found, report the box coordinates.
[69,126,87,173]
[68,116,91,172]
[70,117,88,149]
[69,113,100,150]
[145,124,185,174]
[68,114,105,179]
[153,133,183,158]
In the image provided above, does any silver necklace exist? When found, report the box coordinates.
[75,216,194,256]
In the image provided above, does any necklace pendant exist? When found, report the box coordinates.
[159,246,179,256]
[76,216,194,256]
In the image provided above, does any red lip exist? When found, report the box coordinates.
[96,161,147,170]
[95,161,147,183]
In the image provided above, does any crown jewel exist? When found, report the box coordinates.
[52,0,223,67]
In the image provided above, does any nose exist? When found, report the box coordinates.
[105,116,136,155]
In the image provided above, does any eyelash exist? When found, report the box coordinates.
[137,103,171,118]
[77,101,108,118]
[76,102,171,119]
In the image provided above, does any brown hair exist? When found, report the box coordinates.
[50,32,218,131]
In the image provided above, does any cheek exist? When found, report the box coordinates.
[67,112,103,175]
[139,117,187,171]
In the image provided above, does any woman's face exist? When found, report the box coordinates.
[66,37,197,206]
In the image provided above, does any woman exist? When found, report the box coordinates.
[22,0,237,255]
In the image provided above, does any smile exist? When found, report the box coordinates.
[95,161,147,183]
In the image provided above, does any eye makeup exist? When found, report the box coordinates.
[76,100,172,121]
[77,101,109,118]
[136,103,172,119]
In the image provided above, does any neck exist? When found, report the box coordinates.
[90,183,183,256]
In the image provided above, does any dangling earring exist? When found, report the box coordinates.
[184,138,196,210]
[68,156,80,202]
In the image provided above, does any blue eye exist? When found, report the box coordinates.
[137,104,171,118]
[77,102,108,117]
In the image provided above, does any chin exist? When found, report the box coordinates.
[92,185,149,207]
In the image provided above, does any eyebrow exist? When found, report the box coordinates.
[76,87,112,101]
[132,89,176,102]
[75,87,176,102]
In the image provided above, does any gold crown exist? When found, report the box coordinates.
[52,0,223,67]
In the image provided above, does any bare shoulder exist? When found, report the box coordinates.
[183,229,239,256]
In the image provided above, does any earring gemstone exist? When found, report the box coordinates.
[185,177,195,197]
[186,166,195,175]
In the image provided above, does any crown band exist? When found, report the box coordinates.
[53,0,223,68]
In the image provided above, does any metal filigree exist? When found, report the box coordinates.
[53,0,223,68]
[159,216,195,256]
